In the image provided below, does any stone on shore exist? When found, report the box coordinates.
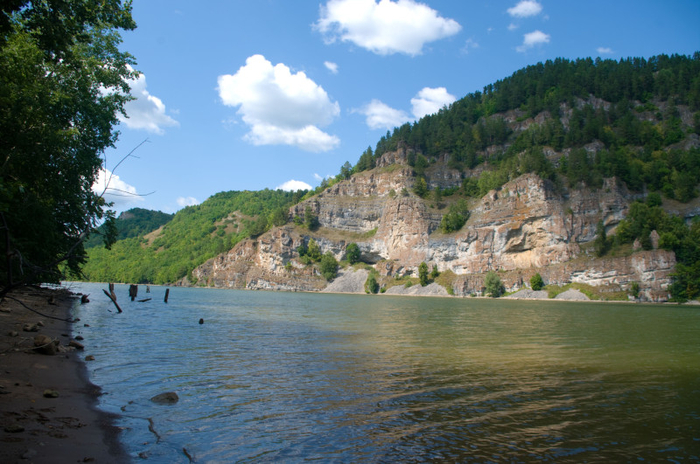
[33,334,58,355]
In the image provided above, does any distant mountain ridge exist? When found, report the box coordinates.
[82,53,700,301]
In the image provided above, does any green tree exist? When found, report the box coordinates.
[413,177,429,198]
[430,265,440,280]
[484,271,505,297]
[365,272,379,294]
[629,281,640,299]
[440,199,470,233]
[319,252,338,281]
[307,238,321,262]
[346,243,361,265]
[530,273,544,291]
[418,262,429,286]
[1,0,137,292]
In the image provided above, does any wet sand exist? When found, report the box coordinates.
[0,286,128,463]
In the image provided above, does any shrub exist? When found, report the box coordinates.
[530,273,544,291]
[484,271,505,297]
[320,252,338,281]
[365,272,379,294]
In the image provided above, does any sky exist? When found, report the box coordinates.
[96,0,700,214]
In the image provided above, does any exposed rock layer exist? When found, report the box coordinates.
[190,152,682,302]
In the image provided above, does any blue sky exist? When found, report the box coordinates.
[96,0,700,214]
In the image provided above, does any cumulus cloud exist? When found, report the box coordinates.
[411,87,456,119]
[516,30,550,52]
[92,168,144,209]
[359,86,456,130]
[218,55,340,152]
[359,99,410,130]
[176,196,199,208]
[324,61,339,74]
[315,0,461,56]
[507,0,543,18]
[276,180,313,191]
[597,47,614,55]
[119,67,179,135]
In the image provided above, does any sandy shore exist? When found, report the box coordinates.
[0,286,128,463]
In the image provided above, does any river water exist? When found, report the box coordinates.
[67,282,700,463]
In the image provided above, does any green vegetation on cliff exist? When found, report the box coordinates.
[81,189,305,284]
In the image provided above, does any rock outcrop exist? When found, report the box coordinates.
[189,152,682,301]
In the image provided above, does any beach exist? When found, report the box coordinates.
[0,286,128,463]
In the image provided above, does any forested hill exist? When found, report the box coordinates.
[81,53,700,297]
[367,53,699,164]
[81,189,305,284]
[85,208,173,248]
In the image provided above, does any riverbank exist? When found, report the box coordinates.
[0,286,128,463]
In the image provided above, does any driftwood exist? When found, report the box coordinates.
[164,288,169,303]
[102,289,122,313]
[137,298,151,303]
[129,284,138,301]
[108,283,116,301]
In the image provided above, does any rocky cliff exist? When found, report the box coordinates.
[189,148,679,302]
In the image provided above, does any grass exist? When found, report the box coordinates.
[543,282,629,301]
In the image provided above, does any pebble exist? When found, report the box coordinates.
[43,389,59,398]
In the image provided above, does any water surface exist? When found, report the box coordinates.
[68,283,700,462]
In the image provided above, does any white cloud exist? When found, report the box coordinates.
[411,87,456,119]
[324,61,339,74]
[359,86,456,129]
[218,55,340,152]
[597,47,614,54]
[119,67,179,135]
[315,0,461,56]
[507,1,543,18]
[276,180,313,191]
[359,99,410,130]
[516,30,550,52]
[176,196,200,208]
[462,37,479,53]
[508,23,518,31]
[92,168,144,209]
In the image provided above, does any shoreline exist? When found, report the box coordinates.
[0,286,129,463]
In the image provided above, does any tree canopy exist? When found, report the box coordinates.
[1,0,137,293]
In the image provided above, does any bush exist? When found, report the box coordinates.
[530,273,544,291]
[418,262,429,286]
[365,272,379,294]
[346,243,361,265]
[484,271,505,297]
[319,252,338,281]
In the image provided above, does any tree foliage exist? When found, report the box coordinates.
[418,262,429,286]
[484,271,505,297]
[1,0,137,291]
[319,252,338,281]
[440,199,470,233]
[346,243,361,265]
[530,273,544,291]
[365,271,379,294]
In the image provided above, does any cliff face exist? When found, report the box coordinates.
[190,150,677,301]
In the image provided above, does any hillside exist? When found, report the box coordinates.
[84,208,173,249]
[82,53,700,301]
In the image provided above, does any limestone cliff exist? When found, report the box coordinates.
[190,149,679,302]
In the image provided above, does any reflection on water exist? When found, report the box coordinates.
[68,283,700,462]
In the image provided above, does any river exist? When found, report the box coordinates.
[66,282,700,463]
